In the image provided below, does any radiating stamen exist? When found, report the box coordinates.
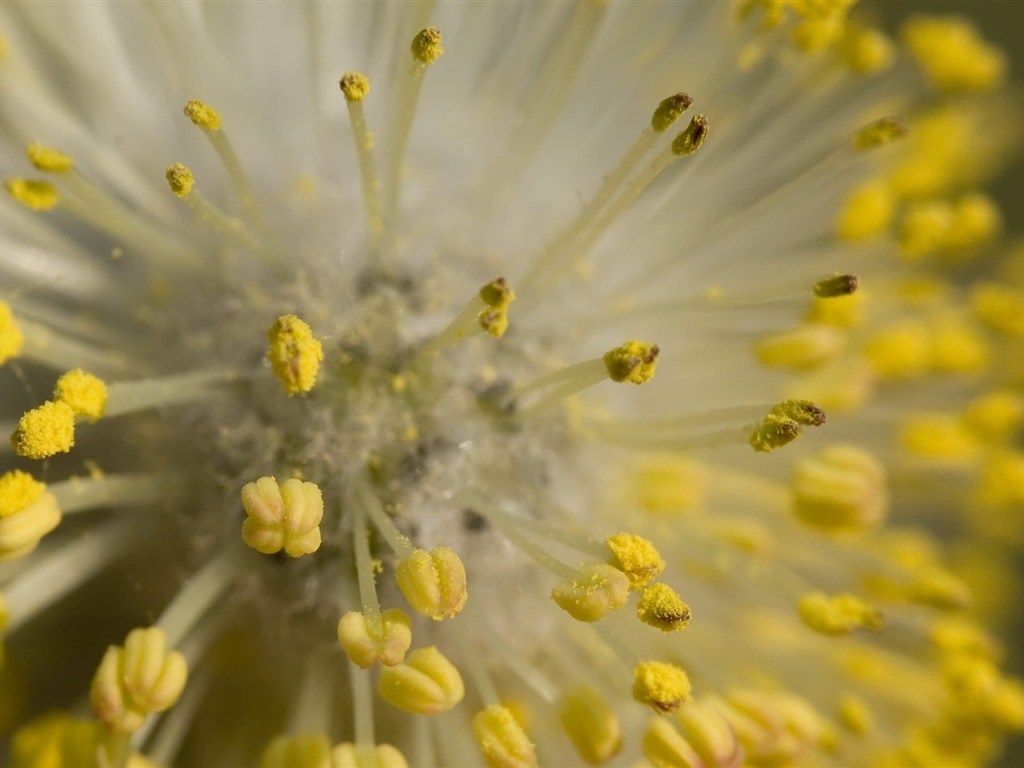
[165,163,266,254]
[421,277,515,356]
[340,73,383,248]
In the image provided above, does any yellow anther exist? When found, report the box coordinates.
[748,415,801,453]
[636,583,691,632]
[903,15,1006,93]
[558,686,622,766]
[11,400,76,459]
[931,617,999,661]
[267,314,324,395]
[755,323,844,369]
[853,116,907,151]
[671,114,709,157]
[10,712,110,768]
[717,690,826,765]
[53,368,107,421]
[837,694,874,735]
[774,399,827,427]
[339,72,370,102]
[642,718,702,768]
[165,162,195,198]
[0,301,24,366]
[813,274,858,299]
[798,592,883,636]
[90,627,188,733]
[675,699,744,767]
[332,742,409,768]
[606,532,664,589]
[259,733,332,768]
[899,199,952,260]
[411,27,444,65]
[473,704,538,768]
[930,321,990,375]
[633,660,691,713]
[836,178,895,240]
[626,455,706,515]
[900,415,981,463]
[839,25,894,74]
[906,567,972,611]
[806,289,864,329]
[183,98,223,131]
[478,277,516,338]
[964,391,1024,442]
[946,192,1001,251]
[792,445,888,533]
[27,142,74,173]
[651,92,694,133]
[863,321,931,380]
[378,645,464,715]
[337,607,412,668]
[240,476,324,557]
[0,470,61,560]
[5,178,60,210]
[551,563,630,622]
[603,341,660,384]
[396,546,468,621]
[972,283,1024,337]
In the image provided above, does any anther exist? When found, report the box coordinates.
[11,400,76,459]
[332,742,409,768]
[26,142,74,174]
[559,686,622,765]
[183,99,223,131]
[0,301,24,366]
[411,27,444,66]
[378,646,464,715]
[814,274,858,298]
[53,369,107,421]
[853,116,908,150]
[606,532,665,588]
[5,178,60,211]
[337,608,412,668]
[267,315,324,396]
[798,592,883,636]
[651,93,694,133]
[165,163,195,198]
[671,114,709,156]
[603,341,660,384]
[792,445,888,533]
[240,476,324,557]
[0,470,61,560]
[396,546,468,621]
[633,661,691,713]
[636,583,691,632]
[259,733,332,768]
[473,704,538,768]
[551,563,630,622]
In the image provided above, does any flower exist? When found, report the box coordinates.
[0,2,1022,766]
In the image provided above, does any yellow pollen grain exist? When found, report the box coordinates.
[11,400,76,460]
[606,532,665,589]
[636,583,691,632]
[0,301,25,365]
[632,661,691,713]
[5,178,60,211]
[903,15,1006,93]
[267,314,324,395]
[0,470,46,518]
[837,178,895,241]
[339,72,370,102]
[27,142,74,173]
[53,369,108,422]
[165,163,194,198]
[603,341,660,384]
[411,27,444,65]
[183,98,222,130]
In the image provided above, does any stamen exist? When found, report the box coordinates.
[377,645,465,715]
[4,178,59,210]
[267,314,324,396]
[101,368,236,418]
[0,470,59,560]
[0,301,24,366]
[813,274,859,298]
[395,545,468,621]
[473,704,538,768]
[550,563,630,623]
[240,476,324,557]
[26,142,74,174]
[165,163,265,253]
[337,607,412,669]
[853,116,908,151]
[798,592,883,636]
[605,532,665,589]
[636,583,691,633]
[558,686,623,765]
[633,660,692,713]
[382,27,444,243]
[340,73,383,247]
[421,277,515,356]
[10,400,76,459]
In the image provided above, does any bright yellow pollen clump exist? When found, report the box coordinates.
[53,368,107,421]
[836,178,894,241]
[378,646,464,715]
[749,400,825,453]
[240,476,324,557]
[651,92,694,133]
[0,469,60,560]
[551,563,630,622]
[478,277,516,338]
[903,15,1006,93]
[636,583,691,632]
[0,301,24,366]
[90,627,188,733]
[339,72,370,102]
[5,178,60,210]
[839,25,894,74]
[27,142,74,173]
[473,704,538,768]
[396,546,468,621]
[558,686,623,766]
[798,592,883,636]
[606,532,665,589]
[267,314,324,395]
[633,660,691,713]
[11,400,76,459]
[411,27,444,65]
[183,98,223,130]
[603,341,660,384]
[165,162,194,198]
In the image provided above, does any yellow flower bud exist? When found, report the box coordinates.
[551,563,629,622]
[558,685,622,765]
[473,704,538,768]
[396,546,468,621]
[378,646,464,715]
[337,608,412,668]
